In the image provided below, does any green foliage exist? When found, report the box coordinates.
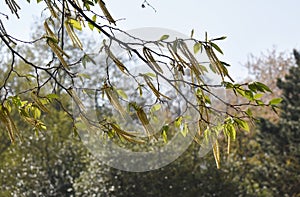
[0,106,89,196]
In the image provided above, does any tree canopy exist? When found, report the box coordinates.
[0,0,280,169]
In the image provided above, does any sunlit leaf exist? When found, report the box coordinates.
[161,125,169,143]
[33,107,41,119]
[269,98,283,105]
[234,118,250,132]
[253,93,263,100]
[174,116,182,128]
[181,123,189,137]
[69,18,82,31]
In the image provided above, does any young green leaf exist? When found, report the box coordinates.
[161,125,169,143]
[69,19,82,31]
[253,93,263,100]
[235,118,250,132]
[193,42,202,54]
[190,29,194,38]
[210,36,227,41]
[151,103,161,113]
[174,116,182,128]
[181,122,189,137]
[159,34,169,41]
[269,98,283,105]
[211,42,223,54]
[116,89,128,100]
[33,107,41,119]
[144,72,156,78]
[255,82,272,93]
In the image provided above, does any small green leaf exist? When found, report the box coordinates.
[88,15,97,30]
[255,100,265,106]
[151,104,161,113]
[181,123,188,137]
[144,72,156,78]
[161,125,169,143]
[211,42,223,54]
[198,64,208,72]
[159,34,169,41]
[222,81,234,89]
[40,124,47,130]
[92,14,97,22]
[220,61,231,67]
[116,89,128,100]
[88,22,94,30]
[84,3,90,10]
[210,36,227,41]
[174,116,182,128]
[69,19,82,31]
[235,119,250,132]
[244,90,254,101]
[107,129,115,138]
[255,82,272,93]
[248,83,257,93]
[193,42,202,54]
[209,64,217,73]
[269,98,283,105]
[246,108,253,116]
[253,93,263,100]
[138,86,143,97]
[11,96,22,107]
[236,88,245,97]
[190,29,194,38]
[46,93,59,99]
[82,54,96,68]
[204,95,211,104]
[33,107,41,119]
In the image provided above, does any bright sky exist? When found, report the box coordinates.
[1,0,300,80]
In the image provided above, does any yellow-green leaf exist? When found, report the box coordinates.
[151,104,161,113]
[181,123,188,137]
[161,125,169,143]
[174,116,182,128]
[269,98,283,105]
[116,89,128,100]
[193,42,202,54]
[33,107,41,119]
[69,19,82,31]
[159,34,169,41]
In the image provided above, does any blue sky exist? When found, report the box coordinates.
[1,0,300,80]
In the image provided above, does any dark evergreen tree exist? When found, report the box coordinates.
[276,49,300,157]
[257,49,300,196]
